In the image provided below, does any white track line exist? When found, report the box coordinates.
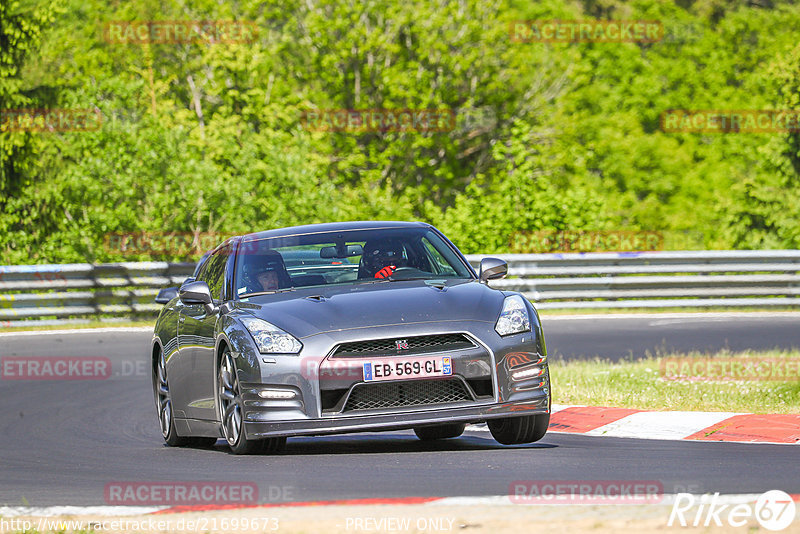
[585,411,746,441]
[0,327,153,337]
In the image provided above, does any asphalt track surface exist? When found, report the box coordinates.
[1,313,798,506]
[543,312,800,361]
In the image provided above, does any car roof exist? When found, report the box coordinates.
[239,221,431,242]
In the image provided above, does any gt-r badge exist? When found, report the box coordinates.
[395,339,410,350]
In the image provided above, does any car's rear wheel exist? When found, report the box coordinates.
[413,423,466,441]
[487,413,549,445]
[155,349,188,446]
[218,350,285,455]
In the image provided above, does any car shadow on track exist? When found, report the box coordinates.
[191,433,557,456]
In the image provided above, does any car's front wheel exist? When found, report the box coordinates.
[487,413,549,445]
[218,349,285,455]
[155,350,217,448]
[413,423,466,441]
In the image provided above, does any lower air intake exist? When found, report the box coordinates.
[342,378,473,412]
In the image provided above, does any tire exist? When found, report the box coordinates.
[154,349,190,447]
[218,349,263,455]
[488,413,549,445]
[413,423,466,441]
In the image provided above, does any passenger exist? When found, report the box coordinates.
[240,250,292,293]
[256,269,280,291]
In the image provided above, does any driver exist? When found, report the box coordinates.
[361,238,407,279]
[256,269,280,291]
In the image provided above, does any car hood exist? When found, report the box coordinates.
[234,279,504,338]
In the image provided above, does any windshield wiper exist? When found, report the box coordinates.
[351,278,393,286]
[239,288,297,298]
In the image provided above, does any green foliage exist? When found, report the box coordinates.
[2,0,800,263]
[0,0,64,247]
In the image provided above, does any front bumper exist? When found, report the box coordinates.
[231,319,550,440]
[244,393,549,438]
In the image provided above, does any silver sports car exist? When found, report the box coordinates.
[151,221,550,454]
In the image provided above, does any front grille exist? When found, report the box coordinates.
[342,378,473,412]
[332,333,474,358]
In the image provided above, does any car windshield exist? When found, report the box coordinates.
[235,227,473,297]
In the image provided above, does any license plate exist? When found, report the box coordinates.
[362,356,452,382]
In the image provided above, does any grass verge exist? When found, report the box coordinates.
[550,349,800,414]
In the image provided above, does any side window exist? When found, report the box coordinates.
[197,246,229,301]
[421,237,457,276]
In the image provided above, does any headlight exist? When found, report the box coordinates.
[240,316,303,354]
[495,295,531,336]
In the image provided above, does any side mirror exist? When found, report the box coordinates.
[179,281,218,314]
[479,257,508,282]
[155,287,178,304]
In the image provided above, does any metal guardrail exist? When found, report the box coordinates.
[0,262,196,327]
[1,251,799,327]
[465,250,800,309]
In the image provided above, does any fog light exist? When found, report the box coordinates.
[257,389,297,399]
[512,366,544,381]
